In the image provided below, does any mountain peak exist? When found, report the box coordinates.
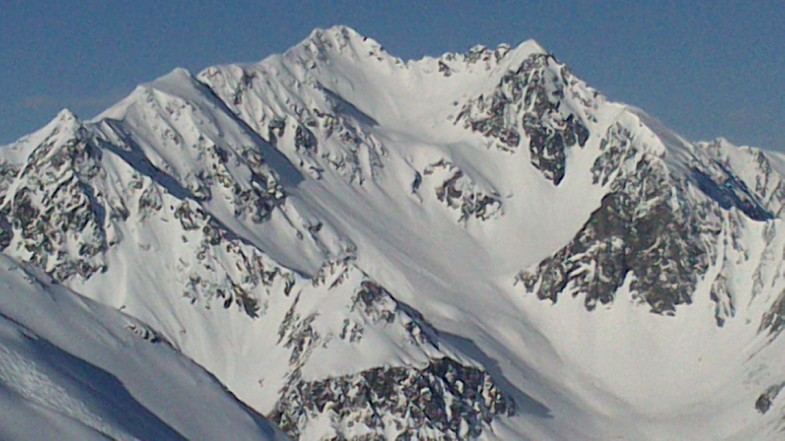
[0,107,84,163]
[308,24,365,41]
[147,66,197,91]
[287,24,389,65]
[36,107,83,144]
[55,108,79,122]
[512,38,548,55]
[4,27,785,441]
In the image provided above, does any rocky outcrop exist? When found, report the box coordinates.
[273,261,515,440]
[272,358,515,440]
[457,53,592,185]
[0,126,111,281]
[419,160,502,222]
[756,383,785,414]
[518,156,721,314]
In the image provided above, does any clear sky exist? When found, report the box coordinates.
[1,1,783,151]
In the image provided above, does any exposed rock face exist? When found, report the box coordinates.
[175,213,296,319]
[420,160,502,222]
[199,65,387,186]
[271,260,515,440]
[0,127,111,281]
[756,383,785,414]
[457,53,592,185]
[518,154,722,314]
[277,261,454,357]
[272,358,515,440]
[0,160,19,197]
[591,123,636,187]
[760,291,785,335]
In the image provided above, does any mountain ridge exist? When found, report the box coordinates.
[2,26,785,440]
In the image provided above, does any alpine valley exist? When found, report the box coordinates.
[2,26,785,440]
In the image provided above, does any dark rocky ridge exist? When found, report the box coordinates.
[518,152,723,314]
[0,127,110,281]
[273,262,515,440]
[272,358,515,440]
[457,53,592,185]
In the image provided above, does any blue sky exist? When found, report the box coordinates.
[1,1,783,151]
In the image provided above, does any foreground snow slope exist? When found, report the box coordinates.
[0,254,286,441]
[3,25,785,440]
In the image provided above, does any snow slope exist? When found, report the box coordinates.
[0,255,285,440]
[3,25,785,440]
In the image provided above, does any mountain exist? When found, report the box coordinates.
[0,254,285,440]
[2,25,785,440]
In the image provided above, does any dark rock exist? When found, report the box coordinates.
[692,167,773,222]
[295,125,318,152]
[591,124,636,186]
[457,53,591,185]
[426,160,502,222]
[760,291,785,335]
[755,383,784,414]
[519,157,720,314]
[271,358,515,440]
[1,135,109,281]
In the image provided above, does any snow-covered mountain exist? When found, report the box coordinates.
[0,255,285,440]
[3,25,785,440]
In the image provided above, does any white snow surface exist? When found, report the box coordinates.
[2,25,785,440]
[0,255,286,440]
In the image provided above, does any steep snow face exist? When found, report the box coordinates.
[0,255,285,441]
[4,25,785,440]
